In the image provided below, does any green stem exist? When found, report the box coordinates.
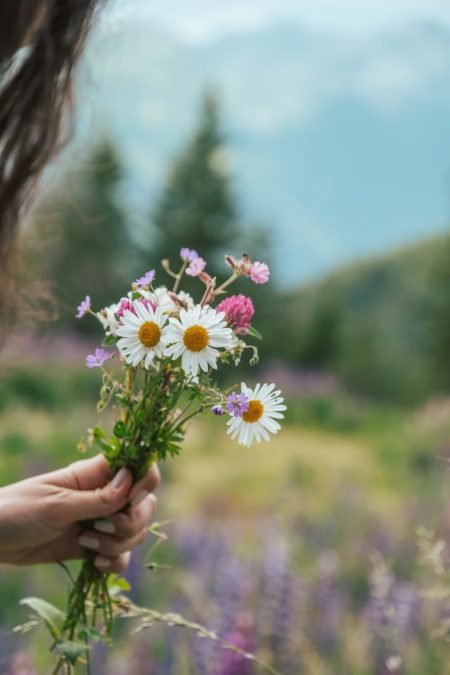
[162,405,204,441]
[172,261,187,293]
[51,658,63,675]
[213,271,239,297]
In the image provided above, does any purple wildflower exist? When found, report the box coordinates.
[86,348,110,369]
[180,247,199,262]
[76,295,91,319]
[134,269,155,287]
[212,404,225,416]
[186,257,207,277]
[226,392,249,417]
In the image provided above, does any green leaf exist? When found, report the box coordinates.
[20,597,65,639]
[134,410,145,425]
[246,326,263,340]
[78,625,105,642]
[113,421,127,438]
[145,562,173,571]
[56,640,89,666]
[93,425,105,440]
[103,334,119,346]
[108,574,131,591]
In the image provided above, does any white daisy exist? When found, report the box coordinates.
[165,304,233,376]
[227,382,286,447]
[116,300,169,368]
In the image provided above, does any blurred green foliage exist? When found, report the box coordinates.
[30,140,145,334]
[268,234,450,403]
[0,367,98,411]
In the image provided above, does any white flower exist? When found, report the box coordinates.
[176,290,195,309]
[152,286,194,315]
[116,300,170,368]
[227,382,286,447]
[97,302,120,335]
[165,304,233,376]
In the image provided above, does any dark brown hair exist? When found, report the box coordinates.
[0,0,102,329]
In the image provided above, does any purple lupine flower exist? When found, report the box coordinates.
[218,623,255,675]
[259,533,304,671]
[76,295,91,318]
[226,392,249,417]
[180,247,199,262]
[134,269,155,287]
[86,348,110,368]
[212,404,225,416]
[6,651,38,675]
[186,257,206,277]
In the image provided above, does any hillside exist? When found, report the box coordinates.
[264,232,450,403]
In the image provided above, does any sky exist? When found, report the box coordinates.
[106,0,450,42]
[74,0,450,286]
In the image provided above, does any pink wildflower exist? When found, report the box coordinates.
[117,299,134,318]
[117,297,155,319]
[249,261,270,284]
[216,294,255,335]
[186,257,207,277]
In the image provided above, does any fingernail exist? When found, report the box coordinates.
[112,467,128,489]
[94,555,111,569]
[78,535,100,551]
[131,490,149,508]
[94,519,116,534]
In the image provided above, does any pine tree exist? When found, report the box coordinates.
[39,139,140,332]
[148,93,240,279]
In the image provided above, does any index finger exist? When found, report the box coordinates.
[128,463,161,507]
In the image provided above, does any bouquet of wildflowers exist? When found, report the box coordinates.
[20,249,285,672]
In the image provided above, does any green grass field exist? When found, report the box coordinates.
[0,377,449,673]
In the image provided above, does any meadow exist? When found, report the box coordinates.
[0,362,449,674]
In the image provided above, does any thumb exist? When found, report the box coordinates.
[62,466,133,522]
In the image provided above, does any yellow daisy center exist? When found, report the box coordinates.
[243,400,264,423]
[138,321,161,348]
[183,324,209,352]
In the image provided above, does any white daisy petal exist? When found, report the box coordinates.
[115,299,167,369]
[225,383,286,447]
[164,304,233,376]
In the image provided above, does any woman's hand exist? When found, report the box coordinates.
[0,454,160,573]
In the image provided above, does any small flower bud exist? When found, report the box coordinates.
[225,254,237,270]
[198,271,213,285]
[161,259,171,273]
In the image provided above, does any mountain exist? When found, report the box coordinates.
[70,18,450,287]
